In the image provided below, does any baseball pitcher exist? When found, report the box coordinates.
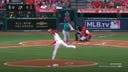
[48,29,76,60]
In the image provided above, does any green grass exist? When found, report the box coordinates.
[93,34,128,40]
[0,34,52,46]
[0,33,128,72]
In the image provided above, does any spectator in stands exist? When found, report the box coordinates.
[0,2,3,8]
[56,1,62,9]
[25,0,34,4]
[35,0,41,4]
[35,0,70,9]
[51,2,56,8]
[1,0,6,7]
[122,0,128,8]
[35,0,41,12]
[107,1,115,8]
[47,0,53,8]
[40,1,47,8]
[62,0,70,8]
[92,0,102,8]
[45,0,51,8]
[6,0,23,4]
[101,0,107,8]
[86,0,93,8]
[6,0,9,3]
[113,0,122,8]
[48,0,54,5]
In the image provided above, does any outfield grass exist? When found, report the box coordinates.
[0,32,128,72]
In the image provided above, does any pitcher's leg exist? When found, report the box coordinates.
[51,44,60,60]
[62,41,76,48]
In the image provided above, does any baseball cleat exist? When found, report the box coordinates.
[73,46,76,48]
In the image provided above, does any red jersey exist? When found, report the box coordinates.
[114,0,121,3]
[25,0,34,4]
[122,1,128,6]
[107,1,114,8]
[93,1,101,8]
[48,29,60,45]
[80,27,87,36]
[0,2,3,7]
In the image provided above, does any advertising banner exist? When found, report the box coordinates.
[85,20,120,29]
[76,18,128,32]
[5,18,57,32]
[77,8,128,13]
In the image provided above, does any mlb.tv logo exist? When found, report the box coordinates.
[85,20,120,29]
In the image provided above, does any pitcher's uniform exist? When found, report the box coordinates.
[48,29,76,60]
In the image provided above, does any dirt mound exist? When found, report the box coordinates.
[4,59,97,67]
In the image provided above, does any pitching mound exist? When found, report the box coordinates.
[4,59,97,67]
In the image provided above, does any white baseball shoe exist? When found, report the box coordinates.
[73,46,76,49]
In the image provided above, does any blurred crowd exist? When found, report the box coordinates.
[0,0,128,9]
[87,0,128,9]
[35,0,70,9]
[0,0,70,9]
